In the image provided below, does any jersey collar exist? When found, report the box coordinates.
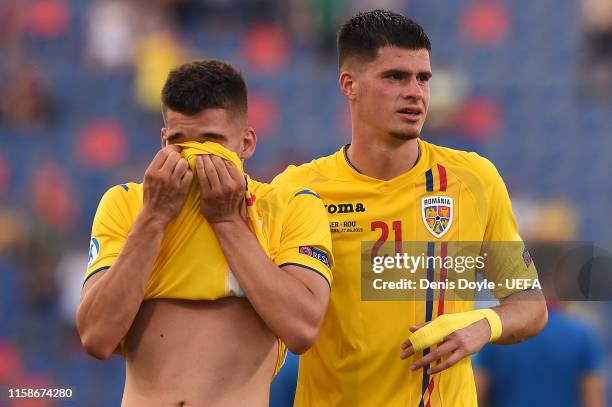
[337,138,429,186]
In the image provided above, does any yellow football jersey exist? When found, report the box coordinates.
[85,179,333,298]
[272,139,538,407]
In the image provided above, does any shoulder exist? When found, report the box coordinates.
[552,312,597,336]
[250,178,322,209]
[423,141,504,192]
[425,141,500,177]
[96,182,143,214]
[101,182,142,201]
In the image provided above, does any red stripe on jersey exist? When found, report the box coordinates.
[426,379,435,407]
[437,164,447,192]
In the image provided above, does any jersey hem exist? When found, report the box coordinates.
[83,266,111,286]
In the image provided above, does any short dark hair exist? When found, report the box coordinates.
[161,59,247,122]
[338,9,431,69]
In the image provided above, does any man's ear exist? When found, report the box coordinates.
[160,128,167,148]
[240,127,257,160]
[339,71,358,101]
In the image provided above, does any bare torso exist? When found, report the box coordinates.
[121,297,279,407]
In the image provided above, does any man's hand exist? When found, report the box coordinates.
[195,155,246,224]
[400,318,491,374]
[143,145,192,225]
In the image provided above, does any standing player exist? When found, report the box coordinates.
[272,10,548,406]
[76,60,333,406]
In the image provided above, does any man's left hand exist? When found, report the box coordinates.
[195,155,246,224]
[400,318,491,374]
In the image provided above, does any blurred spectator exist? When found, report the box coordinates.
[474,266,607,407]
[24,0,70,40]
[196,0,282,26]
[460,1,510,45]
[0,1,25,59]
[309,0,348,57]
[75,119,128,169]
[56,250,87,327]
[350,0,405,13]
[18,230,61,313]
[31,162,80,232]
[0,155,10,195]
[0,209,27,257]
[133,30,189,111]
[270,352,299,407]
[0,341,22,383]
[474,303,606,407]
[424,68,468,136]
[242,24,290,73]
[514,199,580,241]
[474,199,607,407]
[453,96,502,140]
[286,0,317,43]
[248,91,279,135]
[0,61,55,131]
[581,0,612,102]
[84,0,138,71]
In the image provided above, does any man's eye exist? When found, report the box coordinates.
[418,74,430,82]
[390,73,403,80]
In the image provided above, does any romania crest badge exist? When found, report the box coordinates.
[421,196,453,238]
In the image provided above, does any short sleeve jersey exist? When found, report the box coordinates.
[86,180,333,300]
[271,139,538,407]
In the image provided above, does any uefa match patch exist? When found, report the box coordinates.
[299,246,330,267]
[88,237,100,267]
[522,248,532,267]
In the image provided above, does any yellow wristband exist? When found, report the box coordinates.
[478,308,502,342]
[408,308,503,352]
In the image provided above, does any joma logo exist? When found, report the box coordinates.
[324,202,366,214]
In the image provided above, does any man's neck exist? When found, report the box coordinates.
[346,136,420,181]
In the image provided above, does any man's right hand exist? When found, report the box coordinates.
[142,145,193,225]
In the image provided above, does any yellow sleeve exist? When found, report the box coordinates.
[273,189,334,287]
[85,185,136,284]
[478,157,538,298]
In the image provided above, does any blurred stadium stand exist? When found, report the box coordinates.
[0,0,611,405]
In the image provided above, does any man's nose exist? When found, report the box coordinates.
[400,77,423,99]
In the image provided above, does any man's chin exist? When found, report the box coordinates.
[389,130,420,141]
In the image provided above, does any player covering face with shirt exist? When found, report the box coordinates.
[76,60,333,406]
[272,9,548,407]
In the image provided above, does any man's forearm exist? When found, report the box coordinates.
[76,210,166,359]
[582,374,606,407]
[212,219,326,354]
[402,289,547,374]
[493,289,548,344]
